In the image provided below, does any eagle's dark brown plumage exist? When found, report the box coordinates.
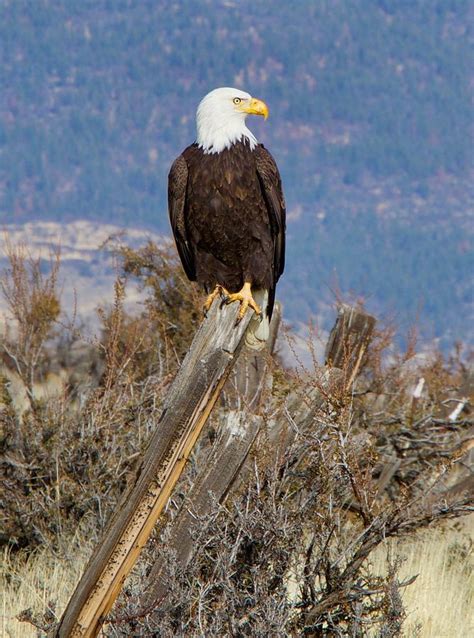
[168,87,286,346]
[168,139,285,321]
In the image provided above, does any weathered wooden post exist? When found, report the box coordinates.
[142,305,281,608]
[325,303,376,389]
[54,299,256,637]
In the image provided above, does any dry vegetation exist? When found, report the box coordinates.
[370,518,473,637]
[0,241,472,637]
[2,519,471,638]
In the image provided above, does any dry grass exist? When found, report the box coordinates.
[1,530,93,638]
[370,514,473,638]
[1,518,471,637]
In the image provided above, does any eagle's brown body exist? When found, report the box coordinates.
[168,139,285,319]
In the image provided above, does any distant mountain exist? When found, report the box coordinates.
[0,220,161,320]
[0,0,472,346]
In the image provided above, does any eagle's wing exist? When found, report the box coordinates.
[255,144,286,282]
[168,154,196,281]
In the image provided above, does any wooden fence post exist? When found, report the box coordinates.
[141,306,281,608]
[54,299,255,638]
[325,304,376,389]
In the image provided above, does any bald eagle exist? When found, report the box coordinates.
[169,87,286,348]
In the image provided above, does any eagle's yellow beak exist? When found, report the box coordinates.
[243,97,269,120]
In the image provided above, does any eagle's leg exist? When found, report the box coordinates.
[203,285,229,316]
[223,281,262,324]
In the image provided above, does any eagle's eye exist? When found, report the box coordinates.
[233,97,242,105]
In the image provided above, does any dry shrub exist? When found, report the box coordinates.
[1,240,472,637]
[112,238,202,364]
[104,314,472,637]
[0,241,197,550]
[0,243,60,405]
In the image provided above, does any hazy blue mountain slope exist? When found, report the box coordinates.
[0,0,472,345]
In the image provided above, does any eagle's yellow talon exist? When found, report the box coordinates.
[223,282,261,322]
[203,285,229,315]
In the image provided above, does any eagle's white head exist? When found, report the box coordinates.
[196,87,269,155]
